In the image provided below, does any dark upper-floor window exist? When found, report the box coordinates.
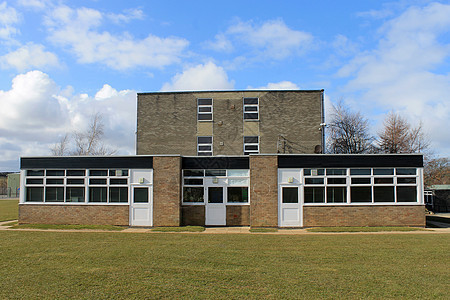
[197,136,213,156]
[243,98,259,120]
[197,98,213,121]
[244,136,259,155]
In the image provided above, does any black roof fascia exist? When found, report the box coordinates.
[182,157,249,169]
[138,89,323,95]
[278,154,423,168]
[21,156,153,169]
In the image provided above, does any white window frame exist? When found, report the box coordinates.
[243,97,259,120]
[197,136,213,156]
[243,136,259,155]
[197,98,213,121]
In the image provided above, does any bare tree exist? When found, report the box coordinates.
[50,113,116,156]
[377,111,429,153]
[424,157,449,187]
[327,102,375,154]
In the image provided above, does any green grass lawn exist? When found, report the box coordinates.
[0,232,448,299]
[307,226,427,232]
[0,199,18,221]
[11,224,125,231]
[151,226,205,232]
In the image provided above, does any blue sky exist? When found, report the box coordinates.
[0,0,449,171]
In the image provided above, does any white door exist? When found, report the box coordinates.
[130,186,152,226]
[205,186,226,226]
[279,185,302,227]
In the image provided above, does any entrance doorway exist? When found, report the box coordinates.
[279,185,302,227]
[205,186,226,225]
[130,186,152,226]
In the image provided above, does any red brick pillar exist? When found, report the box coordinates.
[250,155,278,227]
[153,156,182,226]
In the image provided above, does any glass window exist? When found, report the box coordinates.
[183,187,204,203]
[89,170,108,176]
[27,170,44,176]
[373,169,394,175]
[304,187,325,203]
[197,98,213,121]
[67,170,85,176]
[374,186,395,202]
[397,178,416,184]
[184,178,203,185]
[89,187,107,203]
[351,187,372,203]
[397,186,417,202]
[326,169,346,176]
[350,169,371,175]
[183,170,204,177]
[327,178,346,185]
[243,98,259,120]
[109,187,128,203]
[66,187,85,202]
[228,178,249,186]
[134,187,149,203]
[282,187,298,203]
[45,187,64,202]
[304,169,324,176]
[46,170,65,176]
[228,187,249,203]
[89,179,107,185]
[305,178,324,185]
[108,169,128,176]
[26,187,43,202]
[110,178,128,185]
[351,178,371,184]
[227,170,249,177]
[26,178,43,185]
[67,179,84,185]
[327,187,347,203]
[197,136,213,156]
[208,187,223,203]
[205,169,226,176]
[244,136,259,155]
[396,168,416,175]
[374,178,393,184]
[46,179,64,185]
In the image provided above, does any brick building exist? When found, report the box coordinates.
[18,90,425,227]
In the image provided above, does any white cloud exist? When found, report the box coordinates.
[0,43,59,71]
[248,81,299,90]
[0,71,137,171]
[204,33,233,53]
[226,19,313,60]
[44,5,189,70]
[17,0,49,9]
[338,2,450,156]
[107,8,144,24]
[332,34,359,57]
[161,62,234,91]
[0,1,20,40]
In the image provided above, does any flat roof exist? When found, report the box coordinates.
[137,89,324,95]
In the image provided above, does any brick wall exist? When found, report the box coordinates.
[226,205,250,226]
[19,204,129,225]
[153,156,181,226]
[250,155,278,227]
[181,205,205,226]
[303,205,425,227]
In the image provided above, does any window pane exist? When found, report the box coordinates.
[373,169,394,175]
[396,168,416,175]
[198,107,212,112]
[46,170,65,176]
[327,187,347,203]
[351,178,371,184]
[27,170,44,176]
[89,187,107,202]
[66,187,85,202]
[244,145,258,151]
[208,187,223,203]
[89,179,107,185]
[397,177,416,184]
[67,179,84,185]
[110,178,128,185]
[244,113,258,120]
[26,179,43,185]
[227,170,249,177]
[351,187,372,203]
[244,98,258,104]
[183,170,204,177]
[198,98,212,105]
[327,178,346,184]
[326,169,346,176]
[109,169,128,176]
[134,188,148,203]
[304,169,324,176]
[397,186,417,202]
[183,187,204,202]
[45,187,64,202]
[244,106,258,112]
[198,152,212,156]
[198,114,212,121]
[198,145,212,151]
[304,187,325,203]
[89,170,108,176]
[184,178,203,185]
[244,136,258,143]
[205,170,226,176]
[26,187,43,202]
[228,187,249,203]
[46,179,64,185]
[374,186,394,202]
[228,178,249,186]
[374,178,393,184]
[350,169,371,175]
[282,187,298,203]
[198,136,212,143]
[305,178,324,185]
[109,187,128,203]
[67,170,85,176]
